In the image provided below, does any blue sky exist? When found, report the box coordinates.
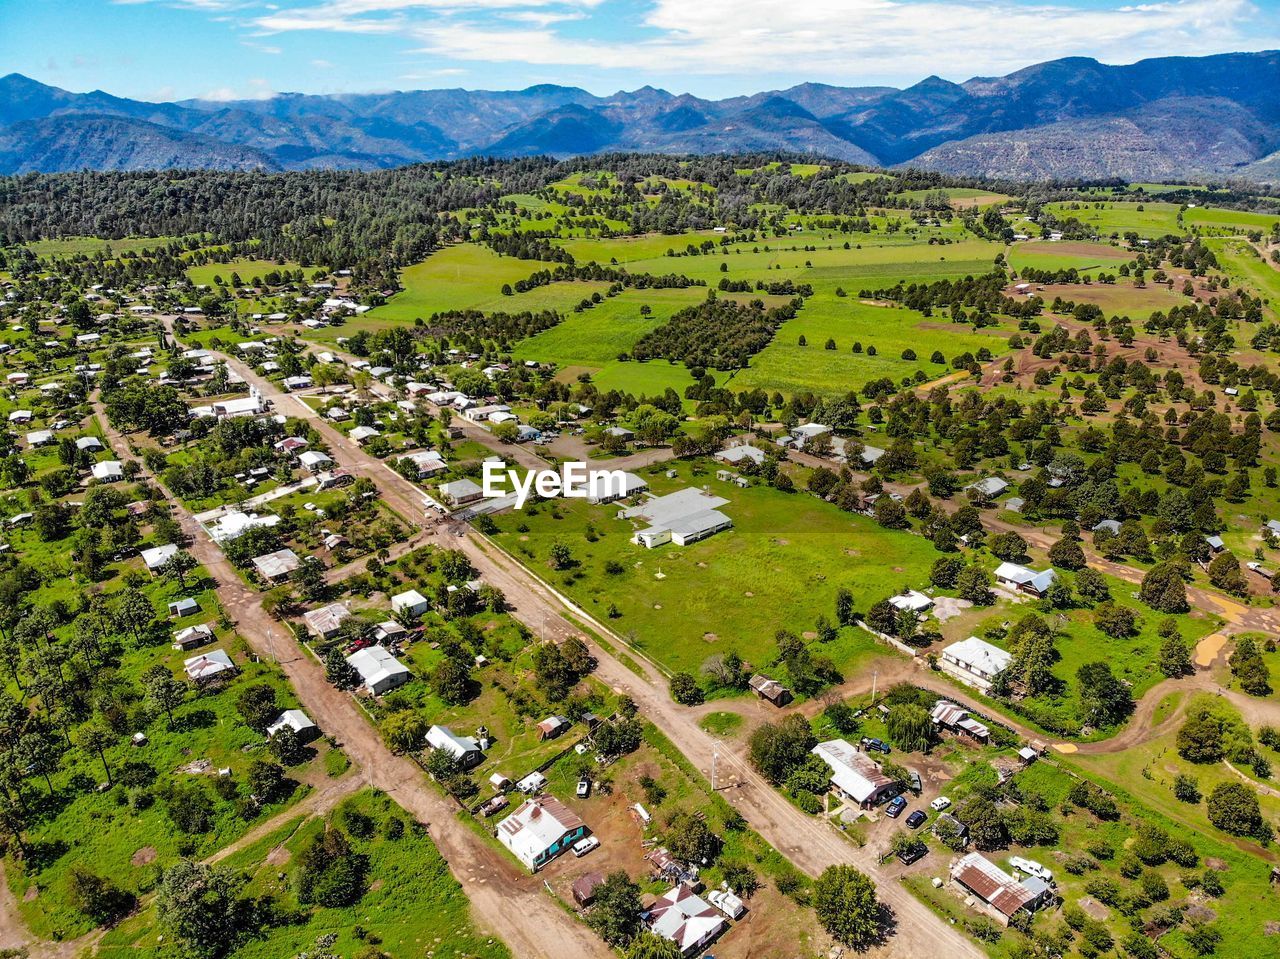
[2,0,1278,102]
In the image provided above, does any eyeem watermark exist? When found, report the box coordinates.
[482,461,627,510]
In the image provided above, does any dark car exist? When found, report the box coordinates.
[885,796,907,818]
[906,810,927,829]
[861,737,891,754]
[897,841,927,866]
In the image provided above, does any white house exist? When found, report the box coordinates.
[349,425,381,444]
[75,436,104,452]
[391,589,431,618]
[184,649,235,683]
[251,547,301,582]
[346,645,411,695]
[648,883,727,955]
[888,590,933,614]
[141,543,179,573]
[207,510,280,544]
[91,459,123,482]
[993,562,1057,597]
[967,476,1010,498]
[440,478,484,507]
[496,796,589,872]
[401,450,447,477]
[267,709,318,742]
[624,488,733,549]
[172,623,215,651]
[25,430,54,447]
[940,636,1013,693]
[715,444,766,467]
[298,450,333,472]
[426,724,484,767]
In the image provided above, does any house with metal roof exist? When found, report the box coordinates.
[303,603,352,641]
[940,637,1013,693]
[426,725,484,767]
[950,853,1051,926]
[811,739,896,808]
[647,883,727,955]
[251,548,301,582]
[993,561,1057,597]
[496,796,588,872]
[183,649,235,683]
[346,645,410,695]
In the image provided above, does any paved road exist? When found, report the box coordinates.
[94,390,612,959]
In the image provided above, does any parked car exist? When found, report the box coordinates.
[897,841,927,866]
[930,796,952,811]
[861,737,891,754]
[906,810,927,829]
[576,779,591,798]
[571,835,599,857]
[885,796,907,818]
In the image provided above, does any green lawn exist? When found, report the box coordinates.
[486,458,933,677]
[1043,200,1185,237]
[97,789,509,959]
[185,258,301,288]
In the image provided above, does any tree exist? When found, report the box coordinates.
[885,703,933,752]
[155,860,245,958]
[269,726,307,766]
[247,759,286,802]
[748,714,817,784]
[66,865,133,924]
[1177,709,1225,763]
[1207,782,1267,838]
[1173,774,1201,803]
[235,683,279,734]
[297,827,367,907]
[325,648,358,688]
[142,665,186,727]
[989,532,1027,561]
[1159,620,1194,678]
[382,710,428,754]
[160,550,198,590]
[625,934,683,959]
[1140,563,1189,613]
[587,871,643,945]
[76,722,116,785]
[115,587,157,644]
[1093,602,1137,639]
[956,565,993,605]
[1048,536,1086,570]
[1077,662,1133,728]
[665,810,721,864]
[1207,552,1249,596]
[813,865,880,947]
[669,672,703,705]
[834,587,854,625]
[430,657,474,705]
[1229,636,1272,696]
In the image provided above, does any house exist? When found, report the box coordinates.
[298,450,333,473]
[572,872,607,907]
[1264,519,1280,538]
[141,543,179,573]
[91,460,124,482]
[857,445,886,467]
[401,450,446,477]
[790,422,832,450]
[211,393,265,418]
[536,715,569,740]
[940,636,1013,693]
[623,488,733,549]
[75,436,104,452]
[602,425,634,441]
[1092,519,1121,535]
[275,436,310,455]
[282,375,313,391]
[1005,497,1025,513]
[993,562,1057,597]
[316,468,354,491]
[26,430,54,447]
[172,623,215,651]
[888,590,933,614]
[1206,535,1225,553]
[391,589,431,618]
[323,533,348,551]
[184,649,235,683]
[930,700,991,742]
[267,709,319,742]
[167,597,200,618]
[748,674,792,707]
[303,603,352,641]
[581,469,648,505]
[715,444,766,467]
[967,476,1009,499]
[373,620,407,643]
[251,547,302,582]
[349,425,381,444]
[935,812,969,843]
[950,853,1051,926]
[207,510,280,544]
[346,645,411,695]
[8,410,32,424]
[440,478,484,507]
[426,725,484,767]
[811,739,897,808]
[496,795,589,872]
[648,883,727,955]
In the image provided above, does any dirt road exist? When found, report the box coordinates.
[94,392,612,959]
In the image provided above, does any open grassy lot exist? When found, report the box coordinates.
[1044,200,1184,238]
[486,458,932,677]
[1006,240,1132,274]
[185,258,301,288]
[97,789,508,959]
[1207,237,1280,319]
[1184,206,1280,233]
[897,187,1012,209]
[25,236,182,257]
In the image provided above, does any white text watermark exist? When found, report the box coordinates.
[481,461,628,510]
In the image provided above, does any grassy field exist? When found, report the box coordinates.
[97,789,509,959]
[25,236,182,257]
[185,258,301,288]
[486,458,932,677]
[1044,201,1184,238]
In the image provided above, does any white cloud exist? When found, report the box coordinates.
[251,0,604,35]
[199,77,276,100]
[399,0,1277,82]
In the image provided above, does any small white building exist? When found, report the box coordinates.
[940,636,1013,693]
[141,543,179,573]
[426,724,484,767]
[346,645,411,695]
[267,709,318,742]
[251,547,301,582]
[298,450,333,473]
[391,589,431,618]
[440,478,484,507]
[91,460,124,482]
[172,623,215,651]
[184,649,235,683]
[993,562,1057,597]
[303,603,352,641]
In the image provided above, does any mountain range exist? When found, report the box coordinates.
[2,50,1279,182]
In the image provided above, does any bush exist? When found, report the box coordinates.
[669,672,704,705]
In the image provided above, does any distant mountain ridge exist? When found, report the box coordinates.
[2,50,1279,181]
